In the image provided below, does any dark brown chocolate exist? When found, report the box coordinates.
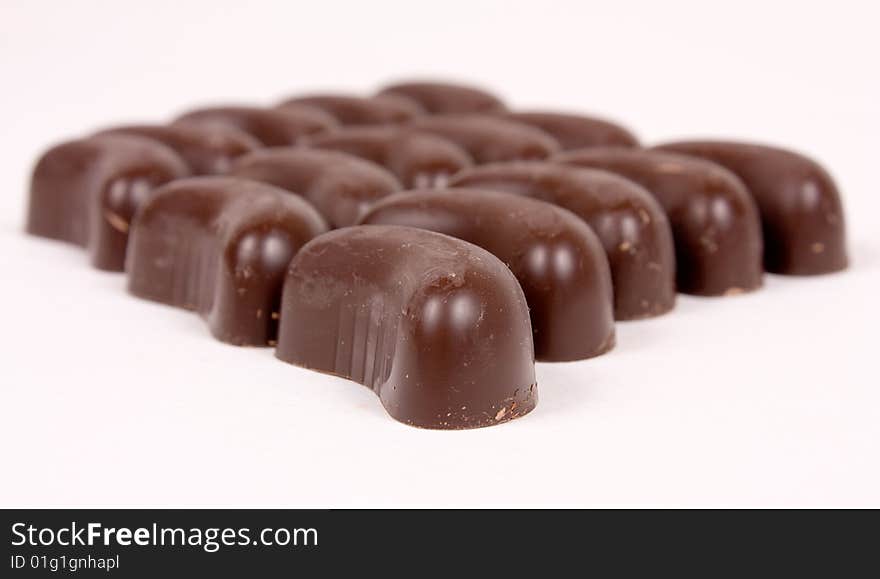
[307,126,473,188]
[174,105,338,147]
[27,134,190,271]
[556,148,764,296]
[499,112,639,150]
[279,94,424,125]
[128,177,328,345]
[408,115,560,163]
[275,225,537,429]
[359,189,615,361]
[377,81,506,114]
[228,149,403,228]
[652,141,847,275]
[96,123,261,175]
[450,162,676,320]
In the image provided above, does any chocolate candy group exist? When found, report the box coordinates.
[26,79,849,429]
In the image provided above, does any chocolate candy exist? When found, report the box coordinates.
[556,148,763,296]
[307,126,473,188]
[128,177,328,345]
[652,141,847,275]
[377,81,506,114]
[96,123,261,175]
[409,115,560,163]
[499,112,639,150]
[275,225,537,429]
[27,134,190,271]
[359,189,615,361]
[450,162,676,320]
[174,105,337,147]
[279,94,423,125]
[228,149,402,228]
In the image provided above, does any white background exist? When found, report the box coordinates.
[1,0,877,507]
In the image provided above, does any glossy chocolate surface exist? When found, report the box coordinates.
[228,148,402,228]
[359,189,615,361]
[279,94,423,125]
[96,123,261,175]
[307,126,473,188]
[557,148,764,296]
[450,162,676,320]
[128,177,328,345]
[409,115,560,164]
[27,134,190,271]
[500,112,639,150]
[275,225,537,429]
[377,81,506,114]
[653,141,848,275]
[174,105,338,147]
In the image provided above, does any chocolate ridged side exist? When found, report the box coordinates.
[127,176,328,345]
